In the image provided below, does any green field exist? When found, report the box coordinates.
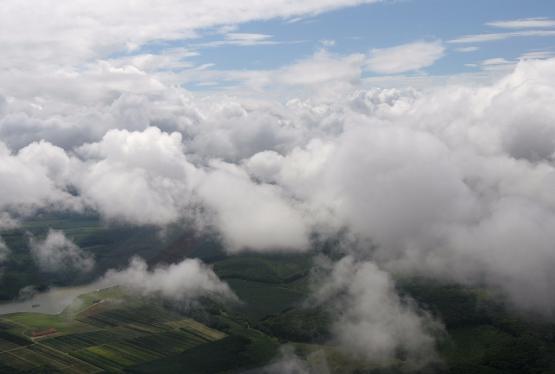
[0,288,240,373]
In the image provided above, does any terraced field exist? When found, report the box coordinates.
[0,290,230,373]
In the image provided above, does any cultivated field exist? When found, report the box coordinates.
[0,288,234,373]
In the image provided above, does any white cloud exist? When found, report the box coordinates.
[487,17,555,29]
[75,127,198,226]
[320,39,336,47]
[102,256,235,302]
[29,229,94,273]
[449,30,555,44]
[0,0,381,71]
[197,162,310,252]
[314,257,440,369]
[278,50,365,86]
[258,346,314,374]
[225,32,272,44]
[0,140,80,215]
[366,41,445,74]
[520,50,555,60]
[197,33,280,48]
[455,46,479,53]
[476,58,516,72]
[3,39,555,325]
[481,58,512,66]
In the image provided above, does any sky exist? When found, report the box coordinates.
[178,0,555,78]
[110,0,555,91]
[2,0,555,370]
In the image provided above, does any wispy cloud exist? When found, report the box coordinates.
[449,30,555,44]
[465,57,515,71]
[320,39,336,47]
[520,50,555,60]
[195,33,300,48]
[366,40,445,74]
[481,57,512,66]
[455,46,479,53]
[487,17,555,29]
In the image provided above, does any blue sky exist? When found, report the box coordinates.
[146,0,555,80]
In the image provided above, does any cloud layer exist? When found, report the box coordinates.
[3,59,555,318]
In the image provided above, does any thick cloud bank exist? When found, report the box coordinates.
[3,60,555,308]
[3,43,555,365]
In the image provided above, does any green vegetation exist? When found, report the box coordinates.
[226,278,307,320]
[213,253,311,284]
[3,215,555,373]
[130,335,262,373]
[258,307,331,343]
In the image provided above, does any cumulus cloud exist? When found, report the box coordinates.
[314,257,441,369]
[102,256,235,302]
[0,140,80,215]
[366,41,445,74]
[3,58,555,319]
[29,229,94,273]
[75,127,198,226]
[197,162,310,252]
